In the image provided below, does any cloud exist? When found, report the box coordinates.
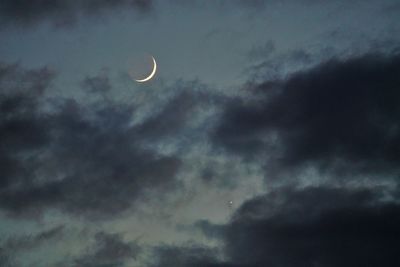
[192,219,225,240]
[0,63,54,191]
[224,186,400,267]
[135,88,217,140]
[213,53,400,178]
[146,51,400,266]
[82,72,112,94]
[153,185,400,267]
[0,225,64,264]
[0,0,153,28]
[5,225,64,250]
[73,231,140,267]
[247,41,276,61]
[0,63,182,219]
[150,245,223,267]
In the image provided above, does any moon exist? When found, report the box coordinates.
[134,56,157,83]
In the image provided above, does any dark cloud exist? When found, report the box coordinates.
[171,0,295,10]
[150,245,226,267]
[0,0,153,28]
[0,63,54,191]
[213,53,400,177]
[135,90,200,139]
[73,231,140,267]
[0,63,181,219]
[223,186,400,267]
[192,219,225,240]
[82,72,112,94]
[0,62,54,95]
[156,185,400,267]
[135,88,216,140]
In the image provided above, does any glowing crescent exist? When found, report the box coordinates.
[135,56,157,83]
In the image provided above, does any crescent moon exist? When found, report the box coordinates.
[135,56,157,83]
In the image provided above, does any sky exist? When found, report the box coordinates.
[1,0,400,266]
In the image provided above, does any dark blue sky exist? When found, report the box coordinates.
[1,1,400,266]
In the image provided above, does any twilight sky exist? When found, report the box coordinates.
[1,1,400,266]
